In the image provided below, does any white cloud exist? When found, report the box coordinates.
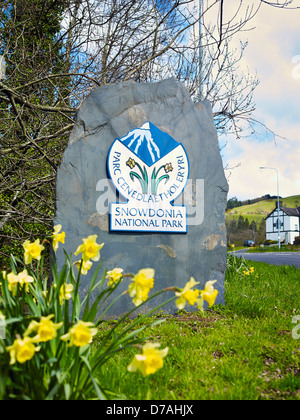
[219,1,300,200]
[223,121,300,200]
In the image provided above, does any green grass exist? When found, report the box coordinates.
[247,245,300,253]
[92,257,300,400]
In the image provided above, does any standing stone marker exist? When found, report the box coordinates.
[54,78,228,317]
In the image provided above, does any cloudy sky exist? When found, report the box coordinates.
[217,1,300,201]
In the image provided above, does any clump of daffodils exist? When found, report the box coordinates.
[243,267,255,276]
[175,277,219,312]
[2,270,34,296]
[0,223,220,401]
[6,318,98,365]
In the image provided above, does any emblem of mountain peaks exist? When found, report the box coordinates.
[119,122,179,166]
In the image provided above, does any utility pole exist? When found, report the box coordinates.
[198,0,203,101]
[260,166,281,249]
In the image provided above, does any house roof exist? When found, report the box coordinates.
[281,206,300,216]
[266,206,300,219]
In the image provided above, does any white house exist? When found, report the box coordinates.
[266,203,300,245]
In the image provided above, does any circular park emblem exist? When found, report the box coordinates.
[107,122,189,233]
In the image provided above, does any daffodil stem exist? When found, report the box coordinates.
[97,291,128,322]
[71,260,82,322]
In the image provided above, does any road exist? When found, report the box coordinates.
[231,249,300,268]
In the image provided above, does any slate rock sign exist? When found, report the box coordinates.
[54,78,228,317]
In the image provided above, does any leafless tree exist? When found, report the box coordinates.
[0,0,298,263]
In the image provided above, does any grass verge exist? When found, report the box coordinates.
[92,258,300,400]
[247,245,300,253]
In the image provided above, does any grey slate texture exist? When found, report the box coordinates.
[54,78,228,318]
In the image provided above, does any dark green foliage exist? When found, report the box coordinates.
[0,1,72,265]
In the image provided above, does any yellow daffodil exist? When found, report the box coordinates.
[61,321,98,347]
[51,224,65,252]
[128,268,155,306]
[164,163,173,173]
[106,268,123,287]
[126,157,136,169]
[23,239,45,265]
[59,283,74,305]
[243,267,254,276]
[6,270,34,295]
[7,272,19,296]
[17,270,34,292]
[127,343,168,376]
[175,277,200,310]
[198,280,218,309]
[74,235,104,262]
[24,315,63,343]
[6,337,40,365]
[74,260,93,275]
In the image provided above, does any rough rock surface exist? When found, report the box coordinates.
[54,78,228,317]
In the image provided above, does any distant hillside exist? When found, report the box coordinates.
[227,194,280,210]
[226,195,300,225]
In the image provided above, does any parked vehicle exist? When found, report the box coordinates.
[244,240,255,247]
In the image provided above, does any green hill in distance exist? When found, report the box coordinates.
[226,195,300,225]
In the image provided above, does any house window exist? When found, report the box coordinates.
[295,224,299,231]
[274,218,283,229]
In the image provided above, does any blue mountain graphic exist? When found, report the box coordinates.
[119,122,179,166]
